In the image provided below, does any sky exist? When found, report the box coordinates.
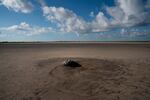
[0,0,150,41]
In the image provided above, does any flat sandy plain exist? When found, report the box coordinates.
[0,42,150,100]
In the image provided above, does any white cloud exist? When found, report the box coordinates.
[42,6,113,33]
[43,0,150,33]
[0,0,33,13]
[120,27,150,37]
[0,0,149,36]
[41,0,150,34]
[107,0,150,27]
[0,22,53,35]
[91,12,110,32]
[43,6,90,33]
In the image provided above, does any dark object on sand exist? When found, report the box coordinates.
[64,59,81,67]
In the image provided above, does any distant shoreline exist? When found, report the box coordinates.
[0,41,150,45]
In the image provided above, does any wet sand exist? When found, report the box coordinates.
[0,42,150,100]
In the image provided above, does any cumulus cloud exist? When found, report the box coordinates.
[42,0,150,34]
[0,22,53,35]
[0,0,149,36]
[42,6,113,33]
[43,6,91,33]
[0,0,33,13]
[91,12,110,32]
[107,0,150,27]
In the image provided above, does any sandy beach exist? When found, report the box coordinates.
[0,42,150,100]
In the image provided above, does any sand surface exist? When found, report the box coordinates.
[0,43,150,100]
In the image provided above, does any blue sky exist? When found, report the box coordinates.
[0,0,150,41]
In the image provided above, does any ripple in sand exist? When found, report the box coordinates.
[36,58,130,97]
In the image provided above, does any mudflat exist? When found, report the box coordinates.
[0,42,150,100]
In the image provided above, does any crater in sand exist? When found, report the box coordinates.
[37,58,129,97]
